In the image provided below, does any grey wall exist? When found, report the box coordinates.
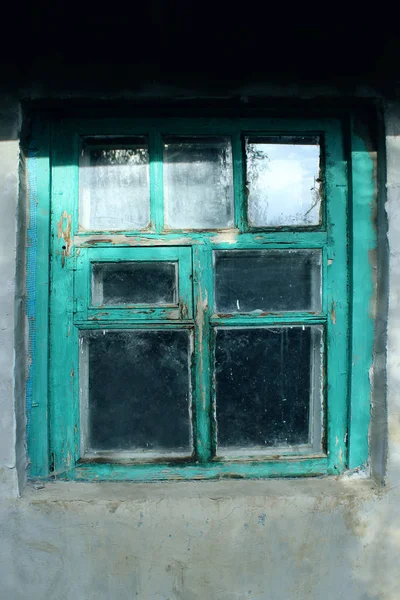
[0,94,399,599]
[0,96,20,499]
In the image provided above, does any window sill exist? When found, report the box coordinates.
[68,457,330,482]
[23,472,378,503]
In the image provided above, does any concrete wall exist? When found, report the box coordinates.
[0,95,399,599]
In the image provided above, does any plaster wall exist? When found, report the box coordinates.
[0,96,20,500]
[0,96,399,600]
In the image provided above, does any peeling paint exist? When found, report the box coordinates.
[196,290,208,410]
[331,302,336,325]
[76,234,191,247]
[57,210,72,267]
[211,229,240,245]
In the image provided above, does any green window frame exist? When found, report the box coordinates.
[26,115,375,481]
[75,246,193,321]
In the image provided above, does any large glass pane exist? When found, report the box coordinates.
[246,136,322,227]
[91,262,177,306]
[164,136,234,229]
[215,326,323,453]
[214,249,321,313]
[79,137,150,231]
[80,330,192,455]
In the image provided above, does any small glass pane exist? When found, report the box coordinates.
[214,249,321,313]
[164,136,234,229]
[246,136,322,227]
[79,137,150,231]
[80,330,192,455]
[92,262,177,306]
[215,326,323,453]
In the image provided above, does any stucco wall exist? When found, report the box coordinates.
[0,97,399,599]
[0,96,20,499]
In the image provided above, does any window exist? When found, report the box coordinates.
[27,115,375,481]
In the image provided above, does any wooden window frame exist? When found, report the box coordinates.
[26,115,375,481]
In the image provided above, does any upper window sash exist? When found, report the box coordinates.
[52,117,340,237]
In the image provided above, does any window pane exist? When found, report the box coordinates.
[214,249,321,313]
[80,330,192,455]
[246,136,321,227]
[215,327,323,453]
[164,136,234,229]
[92,262,177,306]
[79,137,150,231]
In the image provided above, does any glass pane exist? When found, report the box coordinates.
[246,136,321,227]
[215,327,323,453]
[79,137,150,231]
[92,262,177,306]
[80,330,192,454]
[214,249,321,313]
[164,136,234,229]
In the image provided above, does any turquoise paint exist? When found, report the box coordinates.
[75,231,328,247]
[348,118,377,469]
[26,120,51,478]
[324,126,349,473]
[26,147,38,438]
[149,131,164,232]
[192,243,213,462]
[49,120,80,474]
[232,133,247,232]
[71,457,328,481]
[74,246,193,321]
[210,314,327,326]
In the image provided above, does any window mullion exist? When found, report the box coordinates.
[149,131,164,233]
[193,243,214,462]
[232,133,247,232]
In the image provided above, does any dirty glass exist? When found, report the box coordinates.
[80,330,192,454]
[215,326,323,452]
[91,261,178,306]
[214,249,321,313]
[163,136,234,229]
[79,137,150,231]
[245,136,321,227]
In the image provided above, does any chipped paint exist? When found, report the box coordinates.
[211,229,240,245]
[57,210,72,267]
[166,310,181,320]
[76,234,190,247]
[196,291,208,410]
[180,301,189,320]
[331,302,336,325]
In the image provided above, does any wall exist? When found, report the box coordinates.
[0,95,20,499]
[0,95,399,599]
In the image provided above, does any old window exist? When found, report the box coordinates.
[27,115,375,481]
